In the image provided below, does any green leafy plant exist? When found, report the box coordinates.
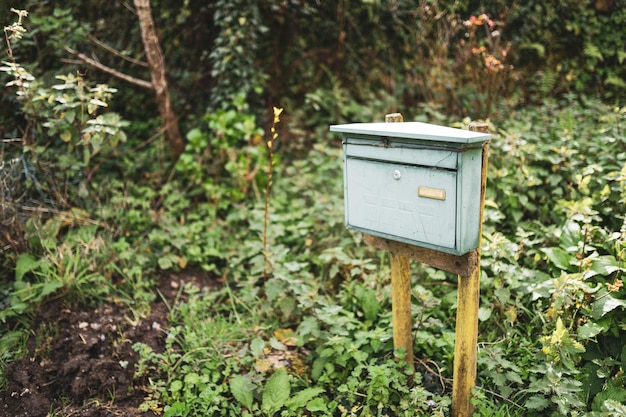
[176,93,265,205]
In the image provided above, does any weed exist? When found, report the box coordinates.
[262,106,283,280]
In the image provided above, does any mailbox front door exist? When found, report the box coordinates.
[345,158,457,249]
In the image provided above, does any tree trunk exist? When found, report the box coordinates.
[133,0,185,157]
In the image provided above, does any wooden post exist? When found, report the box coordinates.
[385,113,414,372]
[451,122,490,417]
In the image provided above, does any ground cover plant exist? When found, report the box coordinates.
[123,98,625,417]
[1,3,625,417]
[2,93,624,416]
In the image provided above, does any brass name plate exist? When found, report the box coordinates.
[418,186,446,201]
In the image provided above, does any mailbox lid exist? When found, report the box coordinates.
[343,135,460,169]
[330,122,490,144]
[345,158,457,249]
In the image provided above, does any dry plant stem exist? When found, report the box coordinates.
[262,108,283,281]
[262,145,273,281]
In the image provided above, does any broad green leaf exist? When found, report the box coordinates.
[284,261,305,272]
[591,294,626,320]
[184,372,199,386]
[494,287,510,305]
[89,98,108,108]
[505,370,523,385]
[163,401,187,417]
[185,127,204,143]
[60,130,72,142]
[285,387,325,410]
[230,375,256,410]
[602,399,626,414]
[8,302,28,314]
[311,357,328,381]
[478,307,493,321]
[262,369,290,416]
[64,109,75,123]
[297,317,320,340]
[250,338,265,357]
[169,380,183,393]
[15,253,40,281]
[591,256,620,276]
[269,337,286,351]
[577,321,604,340]
[525,395,550,410]
[542,247,573,270]
[158,256,174,270]
[306,397,328,412]
[40,281,63,298]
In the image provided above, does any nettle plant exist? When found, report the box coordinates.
[475,99,626,415]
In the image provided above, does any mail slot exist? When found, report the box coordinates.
[330,122,490,255]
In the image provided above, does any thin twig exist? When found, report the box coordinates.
[60,58,92,65]
[88,32,149,67]
[64,46,153,90]
[119,0,136,14]
[415,358,449,394]
[262,139,274,281]
[129,126,166,152]
[475,385,525,410]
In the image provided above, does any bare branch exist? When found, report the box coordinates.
[87,33,149,68]
[60,58,90,65]
[64,46,153,90]
[119,1,136,14]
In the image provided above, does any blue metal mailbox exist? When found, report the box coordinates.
[330,122,490,255]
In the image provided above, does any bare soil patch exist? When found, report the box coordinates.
[0,270,220,417]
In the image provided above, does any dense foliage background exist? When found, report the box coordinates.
[1,1,625,416]
[1,0,625,138]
